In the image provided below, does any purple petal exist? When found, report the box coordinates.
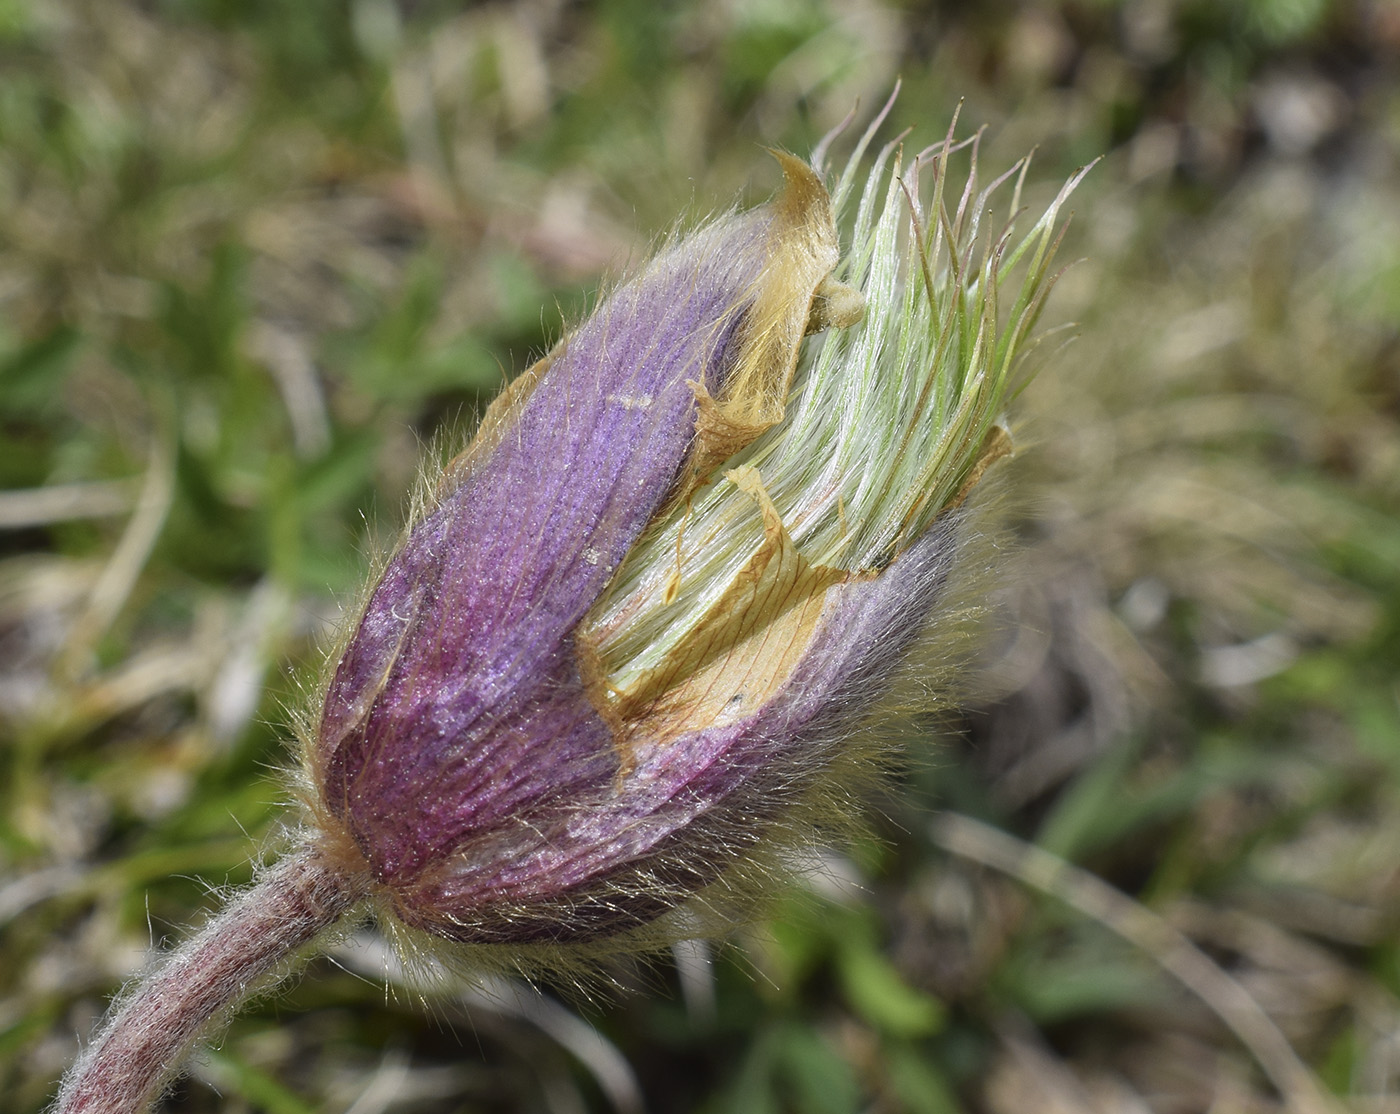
[315,190,830,886]
[385,516,963,941]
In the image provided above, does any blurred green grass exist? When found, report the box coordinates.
[2,0,1399,1111]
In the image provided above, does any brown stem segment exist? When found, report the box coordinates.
[54,843,365,1114]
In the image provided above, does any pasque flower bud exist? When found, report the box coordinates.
[308,150,859,945]
[57,110,1087,1114]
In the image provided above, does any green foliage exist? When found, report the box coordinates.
[199,1048,318,1114]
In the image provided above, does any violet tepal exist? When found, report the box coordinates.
[55,113,1087,1114]
[309,150,856,945]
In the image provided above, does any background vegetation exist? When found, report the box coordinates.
[2,0,1398,1111]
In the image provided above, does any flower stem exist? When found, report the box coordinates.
[55,842,364,1114]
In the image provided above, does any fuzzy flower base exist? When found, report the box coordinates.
[53,105,1085,1114]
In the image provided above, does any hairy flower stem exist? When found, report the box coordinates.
[55,844,365,1114]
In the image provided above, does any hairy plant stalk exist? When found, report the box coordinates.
[55,846,365,1114]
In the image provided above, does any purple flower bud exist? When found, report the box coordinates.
[310,156,855,943]
[304,134,1083,948]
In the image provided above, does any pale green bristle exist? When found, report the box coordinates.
[591,129,1087,694]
